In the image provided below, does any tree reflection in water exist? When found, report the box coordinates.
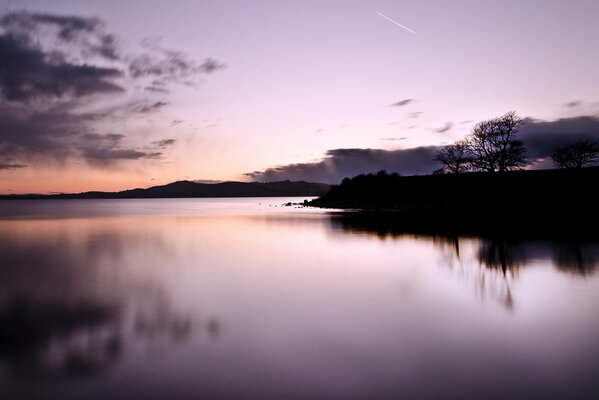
[330,213,599,310]
[0,218,206,383]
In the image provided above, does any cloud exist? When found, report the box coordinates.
[246,115,599,183]
[79,133,162,165]
[129,41,226,86]
[199,58,226,74]
[245,147,442,184]
[0,11,119,59]
[434,122,452,133]
[0,10,224,170]
[520,115,599,162]
[82,148,155,162]
[3,12,101,40]
[0,163,27,170]
[564,100,582,108]
[0,105,89,160]
[144,84,169,94]
[132,101,169,113]
[151,139,176,148]
[0,33,124,101]
[390,99,414,107]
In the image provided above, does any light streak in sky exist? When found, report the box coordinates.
[375,11,417,35]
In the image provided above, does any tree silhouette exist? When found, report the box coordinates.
[434,140,472,173]
[552,139,598,169]
[467,111,528,172]
[434,112,528,173]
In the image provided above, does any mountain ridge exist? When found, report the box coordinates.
[0,180,330,199]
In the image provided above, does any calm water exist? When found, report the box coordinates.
[1,199,598,399]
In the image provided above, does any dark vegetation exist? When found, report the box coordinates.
[434,112,529,174]
[310,168,599,236]
[311,111,599,235]
[0,180,330,199]
[435,111,598,174]
[552,139,599,169]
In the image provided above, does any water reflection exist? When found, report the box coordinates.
[0,218,197,384]
[330,213,599,310]
[0,201,598,399]
[331,213,599,276]
[0,299,119,380]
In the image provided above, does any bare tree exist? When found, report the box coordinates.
[467,111,528,172]
[435,140,472,173]
[552,139,598,169]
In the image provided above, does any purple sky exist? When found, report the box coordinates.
[1,0,599,192]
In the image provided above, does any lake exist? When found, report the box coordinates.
[1,199,598,399]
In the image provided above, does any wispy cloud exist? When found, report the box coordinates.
[0,163,27,170]
[151,139,176,148]
[434,122,453,133]
[390,99,414,107]
[564,100,582,108]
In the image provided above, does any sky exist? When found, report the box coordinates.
[1,0,599,193]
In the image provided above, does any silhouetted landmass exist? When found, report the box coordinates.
[311,168,599,237]
[0,180,330,199]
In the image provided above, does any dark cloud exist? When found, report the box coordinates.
[434,122,453,133]
[81,133,124,142]
[409,112,423,119]
[6,12,120,60]
[381,137,408,141]
[129,42,225,86]
[564,101,582,108]
[0,10,224,170]
[151,139,176,148]
[520,116,599,166]
[0,106,88,159]
[0,34,124,101]
[82,147,152,161]
[0,11,127,102]
[2,12,101,41]
[199,58,226,74]
[246,115,599,183]
[0,163,27,170]
[144,84,169,94]
[169,119,183,126]
[390,99,414,107]
[246,147,442,184]
[79,133,162,165]
[133,101,169,113]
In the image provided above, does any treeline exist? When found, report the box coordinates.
[434,111,598,174]
[309,111,599,233]
[309,167,599,234]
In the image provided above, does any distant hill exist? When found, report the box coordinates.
[0,180,330,199]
